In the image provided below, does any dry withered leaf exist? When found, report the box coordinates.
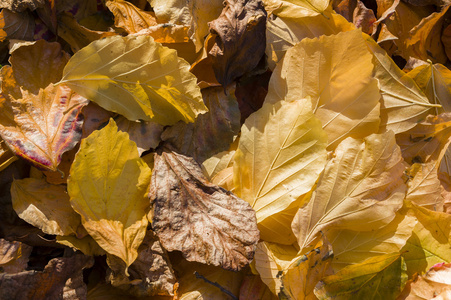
[208,0,267,86]
[353,1,377,35]
[0,0,45,12]
[161,85,240,164]
[0,239,32,273]
[0,84,88,171]
[107,230,176,297]
[150,146,259,271]
[106,0,158,33]
[0,9,35,42]
[0,251,94,299]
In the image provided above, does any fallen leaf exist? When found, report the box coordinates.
[279,233,334,300]
[150,146,259,271]
[254,241,298,295]
[265,8,354,70]
[239,275,279,300]
[233,99,328,234]
[262,0,330,19]
[0,239,32,273]
[314,253,408,300]
[68,118,151,268]
[0,84,88,171]
[0,0,45,12]
[80,102,114,139]
[0,9,35,42]
[107,230,176,297]
[0,252,94,299]
[201,150,235,180]
[133,24,190,43]
[42,147,77,185]
[326,209,417,271]
[443,24,451,61]
[56,234,106,256]
[161,85,240,164]
[0,138,18,172]
[365,35,437,134]
[332,0,357,21]
[401,202,451,277]
[266,29,381,149]
[292,131,406,249]
[11,177,81,236]
[210,166,235,191]
[353,1,377,35]
[208,0,267,86]
[60,35,207,125]
[106,0,158,33]
[405,162,443,210]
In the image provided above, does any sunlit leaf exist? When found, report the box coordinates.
[401,202,451,277]
[150,146,259,271]
[11,177,81,236]
[68,118,151,268]
[266,29,380,149]
[0,0,44,12]
[280,233,334,300]
[59,35,207,125]
[0,84,88,171]
[0,9,34,42]
[106,0,157,33]
[262,0,329,19]
[364,35,437,134]
[0,139,18,172]
[405,162,443,210]
[233,99,328,233]
[202,150,235,180]
[56,234,106,256]
[292,131,406,249]
[0,239,32,274]
[326,209,417,271]
[314,253,408,300]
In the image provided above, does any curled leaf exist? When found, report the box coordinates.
[150,146,259,271]
[106,0,158,33]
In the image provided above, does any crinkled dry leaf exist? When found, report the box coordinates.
[161,85,240,164]
[254,241,298,295]
[0,84,88,171]
[60,35,207,125]
[106,0,158,33]
[353,1,377,35]
[401,202,451,277]
[0,252,93,299]
[68,119,151,268]
[265,8,354,70]
[326,210,417,271]
[233,99,327,235]
[405,162,443,210]
[208,0,267,86]
[293,131,406,249]
[11,177,81,236]
[107,230,176,297]
[364,35,437,134]
[279,233,334,300]
[0,9,35,42]
[0,0,44,12]
[57,11,117,53]
[0,239,32,274]
[150,147,259,271]
[314,253,408,300]
[266,29,380,149]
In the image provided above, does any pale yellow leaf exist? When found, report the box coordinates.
[59,35,207,125]
[405,162,443,210]
[293,131,406,249]
[262,0,329,19]
[202,150,235,180]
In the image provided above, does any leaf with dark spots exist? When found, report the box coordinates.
[149,146,259,271]
[208,0,267,86]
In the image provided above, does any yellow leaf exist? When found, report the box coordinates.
[56,235,106,256]
[365,35,438,134]
[0,138,17,172]
[401,202,451,277]
[405,162,443,210]
[279,233,333,300]
[106,0,158,33]
[315,253,408,300]
[254,241,298,295]
[266,8,354,69]
[266,29,380,149]
[68,118,151,268]
[326,209,417,271]
[233,99,328,232]
[202,150,235,180]
[262,0,329,19]
[11,178,81,236]
[292,131,406,249]
[59,35,207,125]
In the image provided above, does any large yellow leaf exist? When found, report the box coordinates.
[364,36,438,134]
[67,118,151,268]
[326,210,417,271]
[233,99,328,228]
[292,131,406,249]
[314,253,408,300]
[262,0,329,19]
[266,8,354,69]
[266,29,380,149]
[59,35,207,125]
[401,202,451,277]
[405,162,443,210]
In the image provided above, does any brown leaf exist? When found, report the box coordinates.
[208,0,267,86]
[0,0,45,12]
[239,275,278,300]
[149,146,259,271]
[107,230,176,297]
[0,9,35,42]
[80,102,114,139]
[353,1,377,35]
[106,0,158,34]
[332,0,357,22]
[0,84,89,171]
[442,24,451,61]
[0,252,94,299]
[161,85,240,164]
[0,239,32,273]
